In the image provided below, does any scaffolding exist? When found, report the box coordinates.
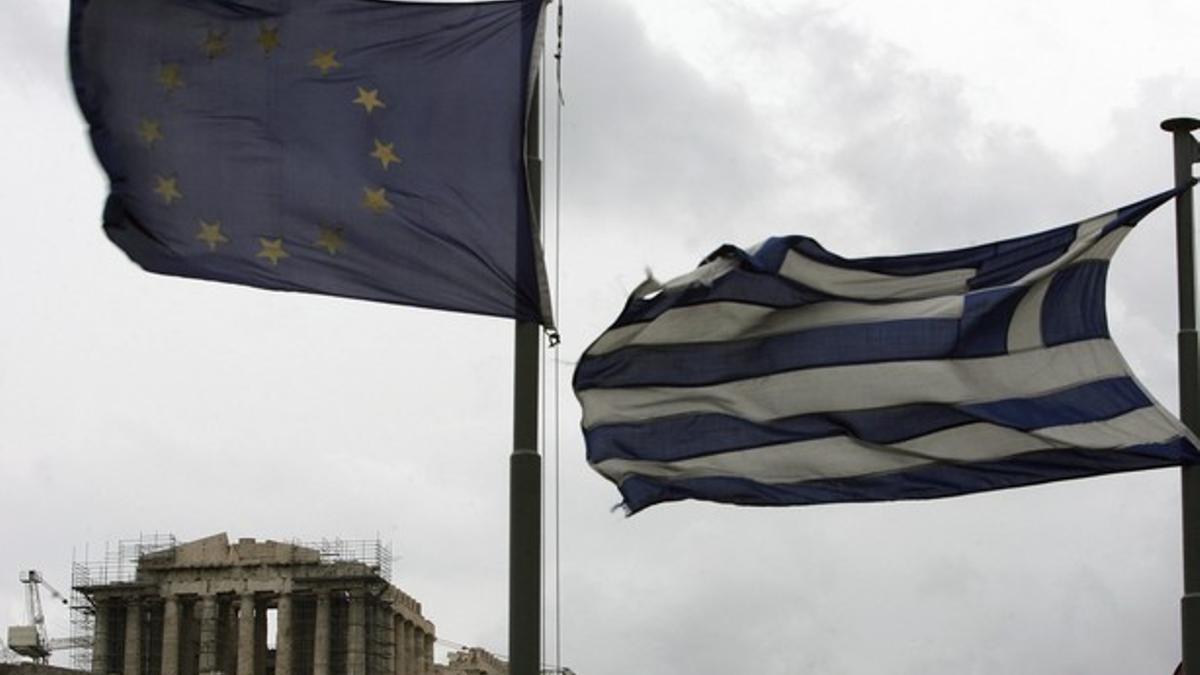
[293,539,393,582]
[68,561,94,671]
[69,534,178,671]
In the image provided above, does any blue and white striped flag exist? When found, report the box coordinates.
[575,185,1200,513]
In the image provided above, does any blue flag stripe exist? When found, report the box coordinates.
[585,376,1155,464]
[613,440,1196,514]
[575,259,1113,390]
[592,406,1179,484]
[579,338,1133,429]
[1042,260,1110,346]
[575,317,961,390]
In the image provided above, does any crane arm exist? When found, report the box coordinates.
[39,579,69,606]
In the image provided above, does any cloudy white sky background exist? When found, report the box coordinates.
[3,1,1200,673]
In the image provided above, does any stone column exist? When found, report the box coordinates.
[162,596,180,675]
[313,593,330,675]
[346,591,366,675]
[275,594,293,675]
[421,635,433,675]
[93,600,111,675]
[223,601,238,675]
[404,624,415,675]
[236,595,255,675]
[254,601,267,675]
[198,596,220,675]
[381,610,394,675]
[390,619,403,675]
[124,599,143,675]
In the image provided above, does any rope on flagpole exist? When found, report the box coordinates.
[552,4,565,675]
[538,4,566,672]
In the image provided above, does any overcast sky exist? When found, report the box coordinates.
[3,1,1200,674]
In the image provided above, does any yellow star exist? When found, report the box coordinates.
[369,139,401,170]
[256,238,289,265]
[257,24,281,55]
[153,175,182,205]
[138,118,163,146]
[195,220,230,251]
[309,49,341,76]
[362,187,393,213]
[352,87,385,114]
[200,29,228,59]
[315,226,345,255]
[157,63,185,92]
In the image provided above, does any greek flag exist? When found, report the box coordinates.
[575,185,1200,513]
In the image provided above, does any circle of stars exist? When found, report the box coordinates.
[135,21,408,269]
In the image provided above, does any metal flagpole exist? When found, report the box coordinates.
[1163,116,1200,674]
[511,74,543,675]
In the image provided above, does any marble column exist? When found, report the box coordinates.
[162,596,180,675]
[275,594,293,675]
[254,601,267,675]
[312,593,330,675]
[93,600,110,675]
[390,619,403,675]
[124,599,142,675]
[404,624,415,675]
[223,601,238,675]
[346,591,366,675]
[236,595,255,675]
[198,596,219,675]
[421,635,433,675]
[381,610,394,675]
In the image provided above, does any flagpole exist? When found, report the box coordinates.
[1164,116,1200,674]
[511,74,543,675]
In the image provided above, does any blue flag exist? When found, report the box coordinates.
[70,0,552,326]
[575,185,1200,513]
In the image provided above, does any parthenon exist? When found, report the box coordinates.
[77,534,436,675]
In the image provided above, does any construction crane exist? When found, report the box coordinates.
[6,570,71,663]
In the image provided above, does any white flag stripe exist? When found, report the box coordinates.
[779,250,975,300]
[1077,226,1131,263]
[593,407,1180,486]
[897,406,1178,459]
[579,338,1128,429]
[660,256,739,293]
[1034,405,1183,448]
[594,435,929,485]
[586,296,965,356]
[1011,212,1114,286]
[1006,277,1051,352]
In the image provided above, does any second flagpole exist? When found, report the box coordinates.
[1163,116,1200,674]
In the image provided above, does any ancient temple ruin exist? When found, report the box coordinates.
[75,534,436,675]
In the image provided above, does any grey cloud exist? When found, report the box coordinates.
[560,0,790,241]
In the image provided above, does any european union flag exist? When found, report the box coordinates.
[70,0,552,326]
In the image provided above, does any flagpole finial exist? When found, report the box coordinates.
[1162,118,1200,133]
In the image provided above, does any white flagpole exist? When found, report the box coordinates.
[1163,116,1200,674]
